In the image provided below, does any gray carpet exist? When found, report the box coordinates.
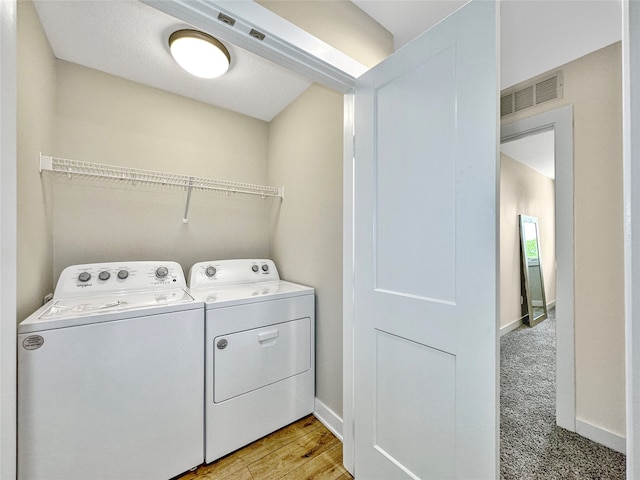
[500,309,627,479]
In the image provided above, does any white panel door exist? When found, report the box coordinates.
[353,1,498,478]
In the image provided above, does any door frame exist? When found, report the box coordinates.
[623,0,639,476]
[342,93,355,474]
[0,0,17,478]
[501,106,575,432]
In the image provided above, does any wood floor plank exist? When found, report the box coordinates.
[247,427,340,480]
[181,415,322,479]
[183,465,254,480]
[334,472,354,480]
[278,442,346,480]
[211,466,254,480]
[176,415,354,480]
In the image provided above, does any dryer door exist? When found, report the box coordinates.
[213,317,311,403]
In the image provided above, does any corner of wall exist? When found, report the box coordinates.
[16,0,56,321]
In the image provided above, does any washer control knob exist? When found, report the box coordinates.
[205,266,217,277]
[78,272,91,283]
[117,270,129,280]
[155,266,169,278]
[261,264,269,272]
[98,271,111,281]
[252,265,259,273]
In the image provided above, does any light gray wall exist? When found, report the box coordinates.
[50,61,271,280]
[17,0,55,321]
[268,84,345,417]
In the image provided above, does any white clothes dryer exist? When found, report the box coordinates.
[187,259,315,463]
[18,261,204,480]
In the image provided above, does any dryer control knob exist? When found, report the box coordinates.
[205,266,217,277]
[78,272,91,283]
[261,264,269,272]
[252,265,259,273]
[117,270,129,280]
[98,271,111,281]
[155,266,169,278]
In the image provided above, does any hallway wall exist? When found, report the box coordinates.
[502,41,625,442]
[500,152,556,330]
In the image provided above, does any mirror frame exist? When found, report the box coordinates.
[519,214,548,326]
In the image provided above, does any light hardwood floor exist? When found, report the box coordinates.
[178,415,353,480]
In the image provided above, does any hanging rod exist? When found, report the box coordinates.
[39,154,284,223]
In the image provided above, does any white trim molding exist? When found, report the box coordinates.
[499,317,525,336]
[623,0,640,475]
[342,93,355,474]
[501,106,575,432]
[0,0,18,477]
[499,302,557,337]
[575,418,626,455]
[313,398,343,442]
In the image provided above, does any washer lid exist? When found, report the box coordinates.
[19,288,198,333]
[191,280,313,308]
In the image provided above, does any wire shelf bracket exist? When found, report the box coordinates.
[39,154,284,223]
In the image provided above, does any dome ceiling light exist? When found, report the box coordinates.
[168,29,231,79]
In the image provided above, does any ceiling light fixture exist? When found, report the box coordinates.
[168,29,230,79]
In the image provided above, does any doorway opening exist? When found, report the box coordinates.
[501,106,574,431]
[499,127,559,474]
[499,107,625,476]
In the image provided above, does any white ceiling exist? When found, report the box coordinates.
[33,0,312,122]
[353,0,622,89]
[352,0,468,51]
[34,0,622,122]
[501,131,555,180]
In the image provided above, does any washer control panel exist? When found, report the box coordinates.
[54,261,187,299]
[188,259,279,288]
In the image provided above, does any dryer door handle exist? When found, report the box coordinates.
[257,329,279,343]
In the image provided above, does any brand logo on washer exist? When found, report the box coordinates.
[217,339,228,350]
[22,335,44,350]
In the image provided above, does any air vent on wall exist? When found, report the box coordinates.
[500,71,563,117]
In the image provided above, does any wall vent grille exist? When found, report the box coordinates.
[500,71,563,117]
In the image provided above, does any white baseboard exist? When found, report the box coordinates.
[500,301,557,337]
[313,397,343,441]
[575,418,626,454]
[500,317,524,336]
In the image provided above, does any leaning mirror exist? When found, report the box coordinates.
[519,215,548,326]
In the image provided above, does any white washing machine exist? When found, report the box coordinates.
[17,261,204,480]
[187,259,315,463]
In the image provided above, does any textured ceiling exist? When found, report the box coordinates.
[33,0,312,122]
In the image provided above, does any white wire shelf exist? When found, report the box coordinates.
[39,154,284,223]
